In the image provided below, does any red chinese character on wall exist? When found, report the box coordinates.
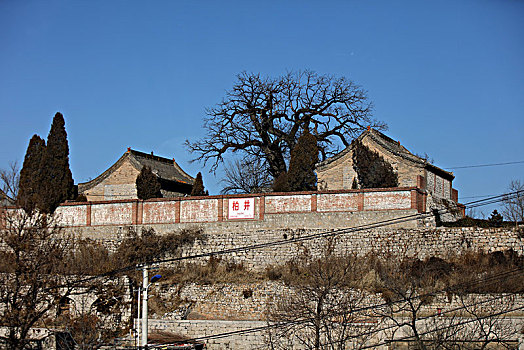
[243,200,250,211]
[232,201,239,211]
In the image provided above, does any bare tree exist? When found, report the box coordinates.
[220,157,272,194]
[371,256,456,350]
[267,242,378,350]
[52,279,129,350]
[0,209,77,350]
[501,179,524,227]
[0,161,20,202]
[186,71,385,179]
[453,294,520,349]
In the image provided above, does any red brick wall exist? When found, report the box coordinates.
[54,188,423,227]
[265,195,311,214]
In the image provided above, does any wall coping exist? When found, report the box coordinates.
[58,186,423,207]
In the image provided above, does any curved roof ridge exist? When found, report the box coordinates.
[128,149,194,184]
[316,128,370,169]
[78,152,130,192]
[78,148,195,193]
[316,128,454,180]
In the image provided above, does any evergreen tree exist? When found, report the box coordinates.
[136,166,162,200]
[286,130,318,192]
[191,172,207,196]
[272,172,289,192]
[488,209,503,227]
[40,112,75,213]
[18,135,46,213]
[352,140,398,189]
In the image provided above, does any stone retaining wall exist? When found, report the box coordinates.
[147,319,269,349]
[64,225,524,271]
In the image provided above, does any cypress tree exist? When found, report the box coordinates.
[18,135,46,213]
[40,112,75,213]
[191,172,207,196]
[136,166,162,200]
[272,172,290,192]
[352,140,398,189]
[287,130,318,192]
[488,210,503,228]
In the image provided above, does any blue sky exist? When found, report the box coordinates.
[1,0,523,216]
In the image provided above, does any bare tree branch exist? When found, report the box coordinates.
[220,158,272,194]
[501,180,524,228]
[186,71,385,178]
[0,161,20,201]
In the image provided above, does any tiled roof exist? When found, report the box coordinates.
[317,128,454,180]
[78,148,194,192]
[128,149,194,184]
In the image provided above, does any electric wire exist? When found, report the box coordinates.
[357,304,524,349]
[445,160,524,170]
[29,190,519,345]
[147,266,524,346]
[44,190,520,292]
[143,191,521,267]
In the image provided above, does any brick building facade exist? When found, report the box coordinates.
[78,149,194,201]
[316,128,462,220]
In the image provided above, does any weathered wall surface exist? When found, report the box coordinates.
[84,159,140,201]
[426,169,452,200]
[63,223,524,271]
[145,288,524,350]
[152,281,524,322]
[316,133,456,201]
[55,187,427,229]
[147,319,269,349]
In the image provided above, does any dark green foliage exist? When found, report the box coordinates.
[271,130,318,193]
[18,113,74,214]
[352,140,398,189]
[272,172,290,192]
[443,216,514,228]
[191,172,208,196]
[488,209,503,227]
[286,130,318,192]
[75,193,88,202]
[136,166,162,200]
[351,177,358,189]
[17,135,46,213]
[40,112,75,213]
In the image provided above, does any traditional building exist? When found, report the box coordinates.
[316,127,461,220]
[78,148,194,201]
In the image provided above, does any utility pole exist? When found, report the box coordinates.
[138,264,162,349]
[136,284,142,347]
[141,265,148,349]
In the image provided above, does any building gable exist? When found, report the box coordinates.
[78,148,194,201]
[316,128,457,202]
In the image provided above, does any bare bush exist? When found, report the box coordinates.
[267,241,380,349]
[501,179,524,228]
[221,158,272,194]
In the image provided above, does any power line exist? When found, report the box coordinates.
[146,191,520,267]
[147,267,524,346]
[30,190,521,346]
[459,194,499,199]
[445,160,524,170]
[358,303,524,349]
[45,190,520,292]
[328,293,521,350]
